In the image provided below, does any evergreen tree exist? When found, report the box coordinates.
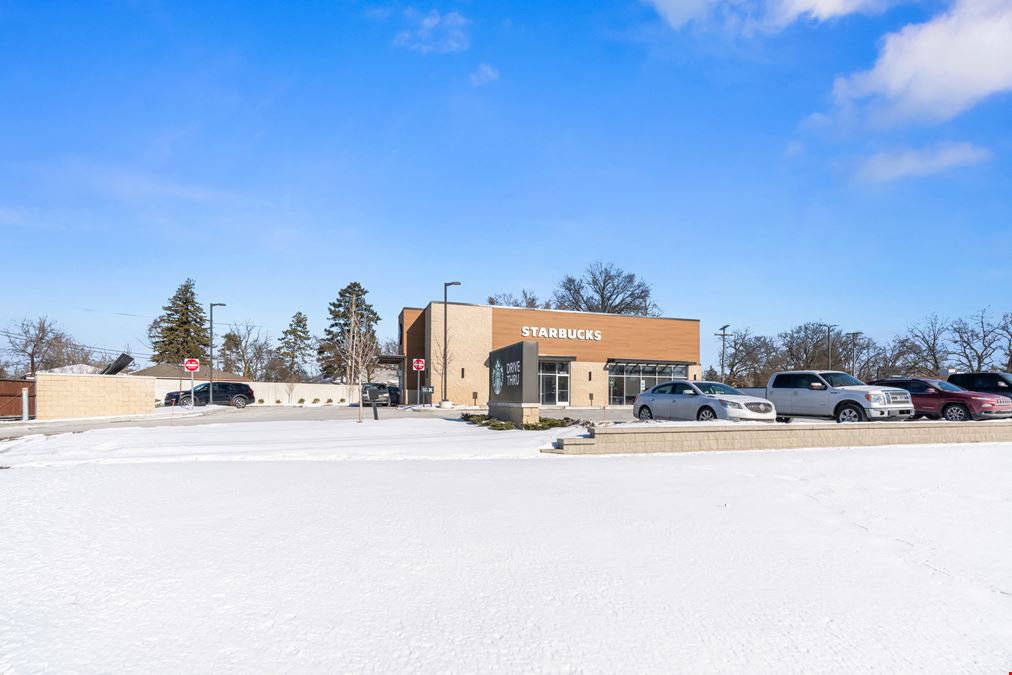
[277,311,313,379]
[150,278,209,365]
[318,282,380,382]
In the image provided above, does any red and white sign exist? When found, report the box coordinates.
[412,358,426,372]
[183,358,200,373]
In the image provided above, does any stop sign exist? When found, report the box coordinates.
[183,358,200,373]
[412,358,425,371]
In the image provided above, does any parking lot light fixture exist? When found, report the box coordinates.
[209,302,226,404]
[441,281,461,408]
[715,324,731,383]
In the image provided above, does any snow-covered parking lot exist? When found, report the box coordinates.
[2,418,1011,673]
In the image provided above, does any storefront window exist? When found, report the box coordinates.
[608,363,689,405]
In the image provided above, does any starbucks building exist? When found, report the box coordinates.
[398,302,700,406]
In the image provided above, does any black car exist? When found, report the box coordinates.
[947,372,1012,397]
[165,382,255,408]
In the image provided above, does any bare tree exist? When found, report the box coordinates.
[999,312,1012,372]
[219,320,274,380]
[950,309,1001,371]
[487,290,543,308]
[552,261,660,316]
[6,317,61,376]
[431,334,453,399]
[901,313,951,375]
[778,322,836,370]
[380,337,400,355]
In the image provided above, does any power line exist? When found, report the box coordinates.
[0,329,154,359]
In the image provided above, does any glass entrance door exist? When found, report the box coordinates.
[539,361,570,406]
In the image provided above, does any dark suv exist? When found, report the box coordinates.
[948,372,1012,397]
[165,382,255,408]
[869,376,1012,421]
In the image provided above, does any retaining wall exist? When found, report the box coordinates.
[547,420,1012,455]
[150,378,357,406]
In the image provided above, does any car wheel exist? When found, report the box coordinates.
[638,406,653,421]
[776,416,792,423]
[179,396,192,407]
[942,403,970,422]
[232,395,248,409]
[836,403,865,423]
[696,406,716,422]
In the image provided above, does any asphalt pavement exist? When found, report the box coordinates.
[0,404,628,441]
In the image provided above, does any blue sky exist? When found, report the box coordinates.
[2,0,1010,369]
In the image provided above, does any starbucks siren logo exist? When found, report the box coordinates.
[492,359,504,396]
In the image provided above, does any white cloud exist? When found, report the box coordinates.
[855,142,991,182]
[835,0,1012,123]
[468,62,500,86]
[771,0,893,25]
[394,9,470,54]
[643,0,898,31]
[644,0,720,29]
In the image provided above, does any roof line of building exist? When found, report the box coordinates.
[405,301,699,323]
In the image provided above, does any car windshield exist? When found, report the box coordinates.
[931,380,964,393]
[819,372,864,387]
[695,382,742,396]
[193,383,209,393]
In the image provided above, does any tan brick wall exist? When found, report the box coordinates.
[549,420,1012,455]
[35,373,157,420]
[568,361,608,407]
[427,303,493,404]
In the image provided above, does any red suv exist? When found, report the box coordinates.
[867,377,1012,421]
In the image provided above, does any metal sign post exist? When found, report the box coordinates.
[412,358,426,406]
[183,358,200,410]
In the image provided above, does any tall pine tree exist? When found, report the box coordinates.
[277,311,313,378]
[318,283,380,382]
[150,278,210,365]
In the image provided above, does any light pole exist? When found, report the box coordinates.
[441,281,461,408]
[209,302,226,404]
[824,324,839,370]
[845,331,862,376]
[715,324,731,383]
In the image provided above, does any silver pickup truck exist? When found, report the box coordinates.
[739,370,914,423]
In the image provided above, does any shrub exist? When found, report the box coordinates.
[312,398,320,404]
[463,412,577,431]
[257,398,264,404]
[298,398,306,404]
[523,417,578,431]
[486,419,516,430]
[275,399,281,405]
[326,398,333,404]
[339,398,346,404]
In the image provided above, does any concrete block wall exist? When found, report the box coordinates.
[35,373,156,420]
[549,420,1012,455]
[150,378,356,406]
[489,402,540,426]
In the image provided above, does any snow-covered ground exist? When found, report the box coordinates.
[2,419,1011,673]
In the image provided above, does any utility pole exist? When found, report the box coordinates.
[715,324,731,382]
[824,324,839,370]
[209,302,226,404]
[845,331,863,376]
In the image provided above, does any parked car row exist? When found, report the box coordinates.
[164,382,256,408]
[633,370,1012,424]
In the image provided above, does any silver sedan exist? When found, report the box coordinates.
[633,380,777,422]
